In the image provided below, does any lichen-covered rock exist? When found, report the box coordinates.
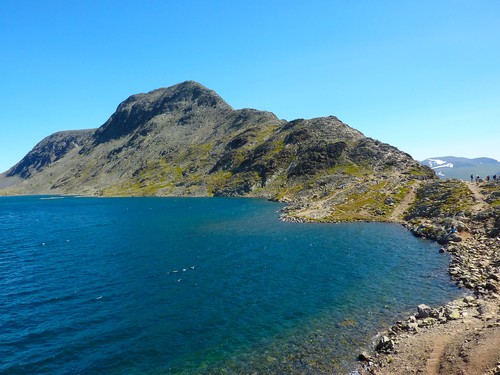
[445,309,461,320]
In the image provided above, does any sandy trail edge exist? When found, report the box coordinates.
[360,304,500,374]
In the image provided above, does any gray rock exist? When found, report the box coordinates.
[417,304,432,319]
[449,234,463,242]
[358,351,372,361]
[446,309,461,320]
[463,295,476,305]
[405,322,419,331]
[485,282,498,292]
[477,303,495,316]
[375,336,395,353]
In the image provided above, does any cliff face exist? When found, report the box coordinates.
[0,81,435,221]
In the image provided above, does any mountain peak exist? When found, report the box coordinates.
[93,81,232,144]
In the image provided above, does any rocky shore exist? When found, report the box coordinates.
[357,179,500,374]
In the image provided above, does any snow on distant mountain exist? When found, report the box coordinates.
[426,159,454,169]
[421,156,500,180]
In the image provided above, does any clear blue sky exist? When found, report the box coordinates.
[1,0,499,173]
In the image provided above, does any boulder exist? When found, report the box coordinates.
[375,336,395,353]
[463,295,476,305]
[404,322,419,331]
[485,282,499,293]
[446,309,461,320]
[358,351,372,361]
[417,304,432,319]
[438,233,463,244]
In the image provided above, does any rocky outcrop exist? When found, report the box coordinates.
[404,179,475,243]
[404,179,500,305]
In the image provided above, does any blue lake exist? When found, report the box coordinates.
[0,196,462,374]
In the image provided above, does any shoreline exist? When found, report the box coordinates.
[354,180,500,374]
[2,180,499,373]
[1,194,455,375]
[282,179,500,374]
[357,236,500,374]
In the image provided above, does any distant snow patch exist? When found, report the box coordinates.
[427,159,454,169]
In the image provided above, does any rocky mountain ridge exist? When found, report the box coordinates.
[0,81,434,221]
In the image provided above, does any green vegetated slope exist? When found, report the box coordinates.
[406,180,475,221]
[0,81,434,221]
[404,179,500,241]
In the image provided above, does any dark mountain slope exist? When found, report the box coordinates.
[7,130,94,179]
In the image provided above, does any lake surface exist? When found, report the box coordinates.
[0,196,462,374]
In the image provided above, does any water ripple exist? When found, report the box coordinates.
[0,197,462,374]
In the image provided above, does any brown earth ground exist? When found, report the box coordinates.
[358,300,500,375]
[358,181,500,375]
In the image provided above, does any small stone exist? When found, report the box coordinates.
[429,308,440,318]
[489,273,499,281]
[463,295,476,304]
[422,317,437,326]
[485,282,498,292]
[406,322,419,331]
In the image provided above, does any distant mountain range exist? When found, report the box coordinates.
[421,157,500,180]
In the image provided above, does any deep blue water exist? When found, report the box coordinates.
[0,196,461,374]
